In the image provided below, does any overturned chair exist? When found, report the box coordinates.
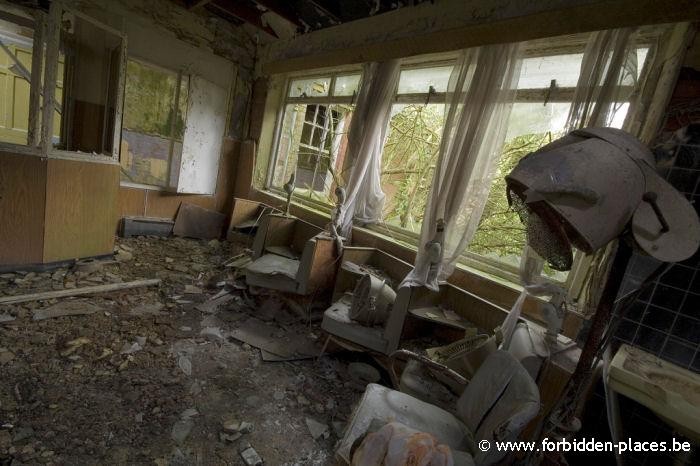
[339,350,540,465]
[320,247,414,355]
[245,213,339,295]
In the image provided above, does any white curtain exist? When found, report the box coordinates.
[401,43,523,291]
[567,27,638,130]
[338,60,401,238]
[502,28,644,348]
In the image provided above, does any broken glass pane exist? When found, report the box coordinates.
[288,77,330,97]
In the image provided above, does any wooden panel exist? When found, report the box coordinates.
[0,152,47,265]
[292,219,323,254]
[71,100,105,153]
[234,140,255,199]
[263,215,296,252]
[443,284,508,332]
[304,235,339,294]
[117,186,146,218]
[43,159,119,262]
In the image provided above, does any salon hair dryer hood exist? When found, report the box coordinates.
[506,127,700,266]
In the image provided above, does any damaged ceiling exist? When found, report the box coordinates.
[174,0,435,39]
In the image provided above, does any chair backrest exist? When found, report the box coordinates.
[455,350,540,465]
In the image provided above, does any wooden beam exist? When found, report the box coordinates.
[0,279,162,305]
[210,0,278,37]
[187,0,215,8]
[260,0,700,75]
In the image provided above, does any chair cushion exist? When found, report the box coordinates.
[321,297,387,353]
[337,383,471,464]
[245,254,299,293]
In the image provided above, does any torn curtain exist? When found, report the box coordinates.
[338,60,401,238]
[401,43,523,290]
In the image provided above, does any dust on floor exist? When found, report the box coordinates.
[0,236,372,466]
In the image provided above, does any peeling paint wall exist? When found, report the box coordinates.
[67,0,255,74]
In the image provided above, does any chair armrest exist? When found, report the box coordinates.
[389,349,468,389]
[297,234,339,295]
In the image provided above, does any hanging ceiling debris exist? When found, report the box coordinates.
[175,0,435,38]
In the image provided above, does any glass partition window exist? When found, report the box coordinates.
[54,11,123,156]
[0,16,35,145]
[271,72,360,204]
[119,59,189,188]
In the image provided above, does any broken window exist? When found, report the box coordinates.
[53,10,124,156]
[120,59,189,188]
[271,72,360,206]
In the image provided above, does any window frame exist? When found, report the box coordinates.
[266,68,362,205]
[263,27,665,297]
[119,56,190,191]
[0,4,45,155]
[44,1,127,163]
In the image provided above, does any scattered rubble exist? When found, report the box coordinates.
[0,236,362,465]
[239,441,264,466]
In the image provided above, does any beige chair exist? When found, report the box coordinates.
[338,350,540,465]
[245,213,338,295]
[226,198,279,242]
[320,247,413,354]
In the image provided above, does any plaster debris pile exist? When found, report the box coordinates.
[0,236,372,465]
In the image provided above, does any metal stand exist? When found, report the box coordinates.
[540,240,633,462]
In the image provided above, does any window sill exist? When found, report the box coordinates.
[120,181,170,192]
[48,149,119,165]
[0,142,42,157]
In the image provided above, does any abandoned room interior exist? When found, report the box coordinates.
[1,0,700,465]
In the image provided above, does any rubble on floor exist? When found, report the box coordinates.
[0,236,376,465]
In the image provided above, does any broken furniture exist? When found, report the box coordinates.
[395,282,506,395]
[226,198,279,242]
[320,246,413,354]
[120,216,174,238]
[393,284,580,430]
[608,344,700,443]
[338,350,540,465]
[173,202,227,240]
[245,213,338,295]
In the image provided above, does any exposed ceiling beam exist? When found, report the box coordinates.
[209,0,278,37]
[186,0,215,8]
[306,0,341,25]
[253,0,303,27]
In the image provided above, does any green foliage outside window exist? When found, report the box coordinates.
[381,104,443,231]
[468,132,553,257]
[381,103,556,263]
